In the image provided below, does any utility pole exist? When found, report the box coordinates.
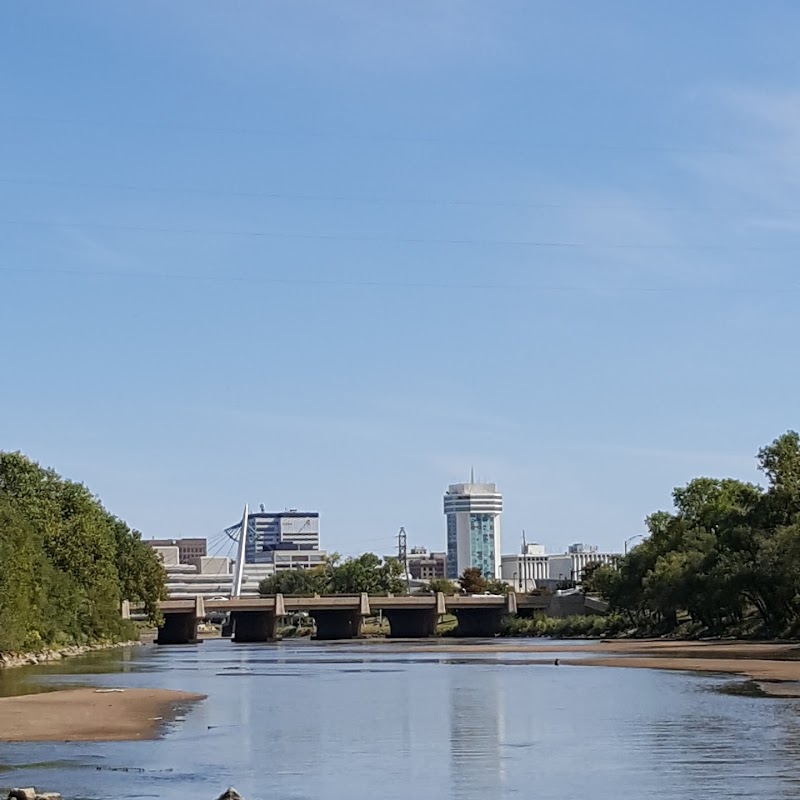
[397,527,410,592]
[521,529,528,592]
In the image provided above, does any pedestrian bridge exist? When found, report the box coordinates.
[153,592,573,644]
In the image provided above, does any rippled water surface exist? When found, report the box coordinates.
[2,639,800,799]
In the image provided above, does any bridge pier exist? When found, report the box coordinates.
[451,608,505,637]
[452,593,517,638]
[312,610,364,640]
[383,608,438,638]
[231,594,285,642]
[310,593,369,640]
[156,597,204,645]
[231,610,279,642]
[381,593,445,638]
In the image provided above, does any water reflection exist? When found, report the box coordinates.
[449,672,504,796]
[3,642,800,799]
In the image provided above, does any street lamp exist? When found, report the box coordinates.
[624,534,644,555]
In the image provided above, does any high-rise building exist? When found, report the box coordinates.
[241,510,320,563]
[443,480,503,579]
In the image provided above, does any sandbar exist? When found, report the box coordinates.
[374,639,800,697]
[0,687,205,742]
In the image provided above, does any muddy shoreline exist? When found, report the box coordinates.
[0,641,143,670]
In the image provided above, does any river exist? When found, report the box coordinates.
[2,639,800,799]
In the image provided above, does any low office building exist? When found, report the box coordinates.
[500,543,549,591]
[151,547,238,599]
[148,537,207,564]
[548,544,620,584]
[407,547,447,581]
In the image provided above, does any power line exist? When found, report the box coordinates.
[1,264,797,295]
[1,218,798,252]
[3,175,799,216]
[0,113,776,156]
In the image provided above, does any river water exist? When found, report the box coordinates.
[2,639,800,800]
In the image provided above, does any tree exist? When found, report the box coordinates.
[579,561,606,593]
[330,553,406,595]
[758,431,800,500]
[110,516,166,624]
[485,578,511,595]
[593,431,800,637]
[259,566,328,596]
[0,452,167,651]
[259,553,407,597]
[459,567,488,594]
[420,578,457,595]
[0,495,41,651]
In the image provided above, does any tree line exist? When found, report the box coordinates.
[588,431,800,637]
[259,555,508,597]
[0,452,166,653]
[258,552,407,596]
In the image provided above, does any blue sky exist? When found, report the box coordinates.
[2,2,799,558]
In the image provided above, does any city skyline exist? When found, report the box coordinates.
[145,471,642,556]
[153,487,620,566]
[3,3,792,558]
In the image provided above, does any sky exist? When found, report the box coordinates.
[2,1,800,559]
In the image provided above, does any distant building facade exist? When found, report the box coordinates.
[406,547,447,581]
[500,543,548,591]
[444,481,503,579]
[148,537,207,565]
[233,510,320,564]
[548,544,620,584]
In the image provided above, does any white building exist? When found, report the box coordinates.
[500,543,548,591]
[152,545,328,599]
[444,480,503,579]
[152,546,238,599]
[548,544,620,584]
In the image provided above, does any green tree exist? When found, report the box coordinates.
[330,553,406,595]
[421,578,457,595]
[579,561,606,593]
[259,566,329,596]
[459,567,488,594]
[110,517,167,623]
[0,452,167,651]
[0,494,40,651]
[485,578,511,595]
[594,431,800,637]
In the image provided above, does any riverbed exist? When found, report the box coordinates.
[2,638,800,799]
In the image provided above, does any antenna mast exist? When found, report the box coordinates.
[521,529,527,591]
[397,526,410,592]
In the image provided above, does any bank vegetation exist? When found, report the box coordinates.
[0,452,166,654]
[587,431,800,638]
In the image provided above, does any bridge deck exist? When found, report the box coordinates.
[160,593,527,614]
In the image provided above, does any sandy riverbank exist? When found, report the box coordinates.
[0,687,205,742]
[563,640,800,696]
[374,639,800,697]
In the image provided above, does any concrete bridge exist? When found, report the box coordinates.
[155,592,547,644]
